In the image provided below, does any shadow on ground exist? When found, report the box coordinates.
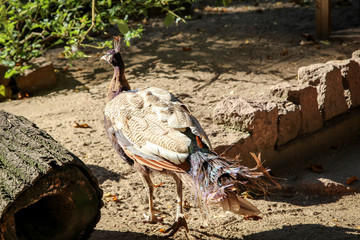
[263,134,360,206]
[243,224,360,240]
[87,164,126,184]
[90,230,159,240]
[91,224,360,240]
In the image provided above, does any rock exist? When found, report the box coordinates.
[352,49,360,61]
[15,57,57,94]
[298,63,326,86]
[298,63,348,120]
[270,83,302,146]
[343,61,360,107]
[276,102,301,146]
[215,133,252,161]
[328,59,360,108]
[344,89,352,108]
[213,96,278,148]
[288,85,324,134]
[248,99,278,148]
[213,95,278,165]
[213,97,254,131]
[269,82,294,99]
[296,177,356,195]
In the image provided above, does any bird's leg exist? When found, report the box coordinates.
[164,174,189,237]
[138,171,162,223]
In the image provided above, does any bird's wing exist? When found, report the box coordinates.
[104,87,211,172]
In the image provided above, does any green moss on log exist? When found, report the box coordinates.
[0,110,103,240]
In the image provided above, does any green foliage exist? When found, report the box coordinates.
[0,85,6,97]
[0,0,195,78]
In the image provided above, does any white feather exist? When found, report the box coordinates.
[140,141,189,165]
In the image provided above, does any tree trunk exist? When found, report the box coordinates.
[0,110,103,240]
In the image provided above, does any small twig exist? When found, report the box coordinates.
[167,9,186,23]
[80,43,107,49]
[19,30,46,44]
[80,0,95,43]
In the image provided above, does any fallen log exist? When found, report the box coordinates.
[0,110,103,240]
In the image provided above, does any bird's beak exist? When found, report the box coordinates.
[101,52,111,62]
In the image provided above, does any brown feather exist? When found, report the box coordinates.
[123,148,189,172]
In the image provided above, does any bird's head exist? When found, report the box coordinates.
[101,36,124,68]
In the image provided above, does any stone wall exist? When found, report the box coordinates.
[213,50,360,168]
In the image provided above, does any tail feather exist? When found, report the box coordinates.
[218,189,261,215]
[179,150,279,217]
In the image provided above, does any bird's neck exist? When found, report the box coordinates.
[107,66,130,101]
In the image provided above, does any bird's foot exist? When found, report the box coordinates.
[163,214,189,237]
[143,213,164,224]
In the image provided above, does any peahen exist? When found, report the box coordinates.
[102,37,280,237]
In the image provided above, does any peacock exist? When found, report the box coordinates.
[102,37,280,237]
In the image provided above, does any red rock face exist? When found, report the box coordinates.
[298,63,348,121]
[213,50,360,165]
[15,57,57,94]
[277,102,301,146]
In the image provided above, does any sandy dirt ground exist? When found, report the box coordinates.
[1,1,360,239]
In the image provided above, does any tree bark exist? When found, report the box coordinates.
[0,110,103,240]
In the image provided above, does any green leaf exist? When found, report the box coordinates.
[0,85,6,97]
[113,19,130,34]
[164,12,175,27]
[223,0,232,6]
[4,68,18,79]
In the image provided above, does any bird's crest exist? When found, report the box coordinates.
[113,36,122,53]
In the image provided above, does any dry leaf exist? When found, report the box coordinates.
[346,176,358,185]
[104,193,120,202]
[244,215,262,220]
[301,33,316,42]
[159,228,165,233]
[104,193,115,200]
[330,144,339,149]
[280,49,288,56]
[241,191,254,199]
[320,40,331,46]
[184,200,192,210]
[309,164,323,173]
[18,93,29,100]
[299,40,314,46]
[73,122,91,128]
[182,47,192,51]
[153,182,164,188]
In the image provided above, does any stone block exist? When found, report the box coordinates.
[298,63,348,120]
[269,82,293,99]
[15,57,57,94]
[213,97,254,131]
[215,134,252,160]
[248,99,278,148]
[213,96,278,148]
[296,177,355,195]
[276,102,301,146]
[334,60,360,107]
[298,63,326,86]
[288,85,323,134]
